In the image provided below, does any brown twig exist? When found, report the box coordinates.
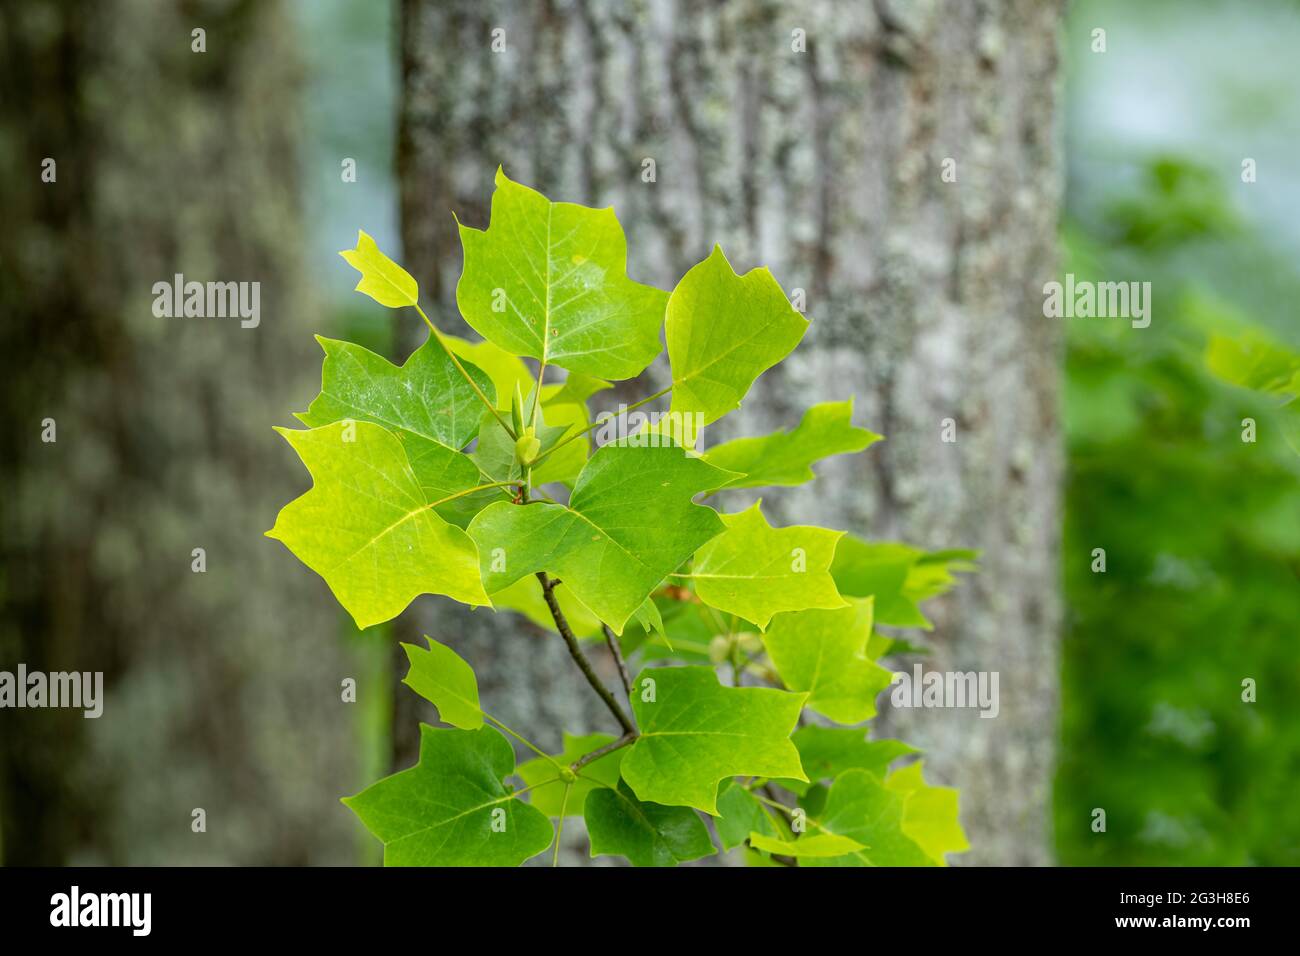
[570,732,636,773]
[537,572,636,735]
[602,623,634,700]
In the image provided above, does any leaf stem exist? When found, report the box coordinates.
[414,302,517,440]
[537,571,637,736]
[552,782,572,867]
[484,714,567,773]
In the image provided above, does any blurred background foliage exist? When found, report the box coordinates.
[1056,0,1300,864]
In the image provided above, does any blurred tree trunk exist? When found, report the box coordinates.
[0,0,363,864]
[399,0,1064,864]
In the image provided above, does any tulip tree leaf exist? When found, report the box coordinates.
[339,229,418,308]
[585,781,717,867]
[761,598,893,724]
[803,769,935,867]
[401,636,483,730]
[296,334,493,452]
[266,421,489,629]
[456,168,668,380]
[749,832,866,859]
[885,761,970,865]
[687,502,847,629]
[517,732,625,818]
[666,245,809,426]
[468,443,736,634]
[621,666,807,814]
[342,725,553,866]
[831,537,977,630]
[704,400,881,490]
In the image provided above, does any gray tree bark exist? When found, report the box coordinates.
[399,0,1064,865]
[0,0,366,864]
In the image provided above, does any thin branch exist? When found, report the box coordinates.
[601,624,634,699]
[538,572,636,735]
[571,732,636,774]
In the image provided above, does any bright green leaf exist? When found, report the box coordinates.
[886,760,970,865]
[803,768,934,867]
[704,400,880,490]
[267,421,489,628]
[585,780,716,867]
[339,229,418,309]
[762,598,893,724]
[456,168,668,380]
[831,537,976,630]
[468,443,736,634]
[400,636,482,730]
[342,725,553,866]
[622,666,807,814]
[688,502,846,629]
[666,245,808,426]
[296,334,493,452]
[749,831,866,858]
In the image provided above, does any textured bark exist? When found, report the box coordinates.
[0,0,364,864]
[400,0,1064,864]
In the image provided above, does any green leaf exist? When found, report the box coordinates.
[704,400,880,490]
[761,598,893,724]
[296,334,493,452]
[339,229,418,309]
[885,760,970,865]
[585,780,716,867]
[400,636,482,730]
[622,666,807,814]
[456,168,668,380]
[468,443,736,634]
[517,732,624,817]
[714,780,780,851]
[782,727,918,795]
[266,421,489,628]
[803,768,934,867]
[749,831,866,859]
[687,502,846,629]
[666,245,808,426]
[831,538,976,630]
[342,725,553,866]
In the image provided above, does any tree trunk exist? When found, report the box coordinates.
[399,0,1064,865]
[0,0,365,864]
